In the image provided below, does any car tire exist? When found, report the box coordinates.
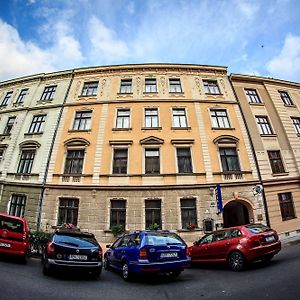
[122,262,131,281]
[91,268,102,279]
[42,260,52,276]
[228,251,245,272]
[103,257,110,271]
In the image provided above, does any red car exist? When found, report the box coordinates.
[189,224,281,271]
[0,214,30,263]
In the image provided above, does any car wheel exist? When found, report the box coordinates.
[228,251,245,272]
[122,262,131,281]
[91,268,102,279]
[42,260,52,276]
[103,257,110,271]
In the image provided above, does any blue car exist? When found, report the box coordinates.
[104,230,191,280]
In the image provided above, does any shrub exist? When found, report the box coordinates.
[111,224,125,237]
[29,231,52,256]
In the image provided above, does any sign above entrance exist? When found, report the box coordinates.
[215,184,223,215]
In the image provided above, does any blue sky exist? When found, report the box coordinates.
[0,0,300,82]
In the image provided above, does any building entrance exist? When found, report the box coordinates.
[223,200,250,228]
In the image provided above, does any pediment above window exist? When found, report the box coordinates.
[140,136,164,145]
[109,140,133,145]
[171,139,194,145]
[213,135,239,145]
[19,140,41,149]
[64,137,90,147]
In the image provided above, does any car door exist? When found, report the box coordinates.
[209,230,231,262]
[190,233,214,262]
[107,237,123,269]
[113,235,131,270]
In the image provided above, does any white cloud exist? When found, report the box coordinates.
[235,0,259,19]
[88,16,129,63]
[267,34,300,82]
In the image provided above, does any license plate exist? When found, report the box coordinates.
[160,252,178,258]
[265,236,275,243]
[0,242,11,248]
[69,254,87,260]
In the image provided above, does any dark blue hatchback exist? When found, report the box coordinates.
[104,231,191,280]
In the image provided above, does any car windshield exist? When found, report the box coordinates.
[144,233,184,246]
[54,234,98,248]
[245,224,272,234]
[0,216,23,233]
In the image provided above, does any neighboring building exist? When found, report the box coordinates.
[230,74,300,239]
[0,71,73,229]
[41,64,261,243]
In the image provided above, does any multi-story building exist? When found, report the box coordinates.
[230,74,300,238]
[0,71,73,229]
[40,64,261,243]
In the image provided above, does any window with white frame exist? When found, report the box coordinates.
[57,198,79,226]
[40,85,56,101]
[28,114,46,134]
[279,91,293,106]
[145,78,157,93]
[255,116,273,135]
[291,117,300,134]
[245,89,262,103]
[1,91,13,106]
[203,80,221,94]
[17,149,35,174]
[9,194,26,217]
[120,79,132,94]
[3,116,16,135]
[145,108,159,128]
[72,111,92,131]
[81,81,98,96]
[169,78,182,93]
[172,108,187,128]
[210,109,230,128]
[116,109,130,129]
[145,148,160,174]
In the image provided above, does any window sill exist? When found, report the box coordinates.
[171,127,191,130]
[117,92,133,95]
[112,128,132,131]
[143,92,158,95]
[282,217,297,222]
[78,94,97,98]
[284,104,296,108]
[211,127,235,130]
[68,129,91,133]
[169,91,184,95]
[0,133,11,138]
[249,102,264,106]
[271,172,289,177]
[24,132,43,136]
[142,127,162,130]
[205,92,223,96]
[177,228,201,232]
[260,134,277,138]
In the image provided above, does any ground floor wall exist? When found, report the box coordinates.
[0,182,42,230]
[264,178,300,239]
[41,183,263,243]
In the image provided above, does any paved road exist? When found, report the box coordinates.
[0,241,300,300]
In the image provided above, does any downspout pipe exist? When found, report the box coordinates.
[228,75,270,227]
[36,71,74,231]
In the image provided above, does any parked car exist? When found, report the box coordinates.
[189,223,281,271]
[0,213,30,263]
[104,230,191,281]
[42,227,102,278]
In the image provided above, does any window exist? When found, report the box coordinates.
[203,80,220,94]
[116,109,130,129]
[169,78,182,93]
[210,109,230,128]
[3,116,16,135]
[145,78,157,93]
[28,114,46,134]
[113,149,128,174]
[110,200,126,229]
[57,198,79,226]
[291,117,300,134]
[81,81,98,96]
[16,89,28,104]
[40,85,56,101]
[145,200,161,229]
[172,108,187,128]
[181,198,197,229]
[9,194,26,218]
[120,79,132,94]
[268,150,285,174]
[0,148,5,160]
[255,116,273,135]
[278,192,296,221]
[145,148,160,174]
[17,150,35,174]
[245,89,261,103]
[72,111,92,131]
[1,91,13,106]
[279,91,293,106]
[177,148,193,173]
[145,108,159,128]
[64,150,84,174]
[219,148,240,172]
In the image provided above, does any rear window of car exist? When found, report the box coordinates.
[54,234,98,248]
[0,216,24,233]
[143,233,184,246]
[245,224,272,234]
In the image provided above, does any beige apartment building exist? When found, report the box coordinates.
[230,74,300,238]
[40,64,262,243]
[0,71,73,229]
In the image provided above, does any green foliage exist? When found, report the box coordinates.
[111,224,125,237]
[29,230,52,256]
[148,223,161,231]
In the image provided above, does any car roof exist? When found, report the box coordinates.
[54,229,95,237]
[0,213,26,222]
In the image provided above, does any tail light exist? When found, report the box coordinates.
[186,246,191,257]
[47,242,55,256]
[139,248,148,260]
[98,248,103,259]
[247,236,264,248]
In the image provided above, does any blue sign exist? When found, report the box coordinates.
[215,184,223,214]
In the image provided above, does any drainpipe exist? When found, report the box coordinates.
[228,75,270,227]
[36,71,74,231]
